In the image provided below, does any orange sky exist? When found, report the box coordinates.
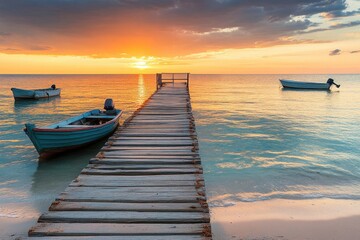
[0,1,359,74]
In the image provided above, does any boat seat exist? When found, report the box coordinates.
[85,115,115,119]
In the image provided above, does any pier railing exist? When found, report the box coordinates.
[156,72,190,89]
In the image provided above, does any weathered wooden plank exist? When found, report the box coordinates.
[50,201,206,212]
[87,164,202,170]
[98,149,198,154]
[118,128,192,132]
[39,211,210,223]
[108,136,193,141]
[137,109,189,112]
[114,133,193,137]
[57,191,205,203]
[128,119,191,122]
[26,236,210,240]
[135,112,191,115]
[104,141,194,147]
[73,174,203,182]
[97,151,199,157]
[149,99,188,101]
[133,115,190,119]
[105,142,195,147]
[109,139,194,144]
[144,101,188,104]
[89,158,200,165]
[117,127,191,132]
[132,109,191,113]
[128,119,191,126]
[29,223,210,236]
[101,146,194,151]
[132,118,191,122]
[121,123,191,127]
[81,168,202,175]
[137,105,189,108]
[62,186,202,194]
[70,178,202,187]
[147,100,188,102]
[125,123,192,127]
[94,154,198,160]
[117,126,193,130]
[99,150,197,156]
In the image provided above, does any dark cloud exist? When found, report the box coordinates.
[350,50,360,54]
[323,9,360,18]
[297,20,360,34]
[329,49,341,56]
[29,45,52,51]
[0,0,356,57]
[1,48,20,51]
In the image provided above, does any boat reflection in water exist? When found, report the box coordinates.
[30,139,105,213]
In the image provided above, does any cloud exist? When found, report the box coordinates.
[322,9,360,18]
[329,49,341,56]
[0,0,357,57]
[0,31,10,36]
[350,50,360,54]
[299,20,360,34]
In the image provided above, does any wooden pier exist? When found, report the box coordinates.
[28,73,212,239]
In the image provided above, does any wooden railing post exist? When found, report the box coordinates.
[156,73,162,90]
[187,73,190,88]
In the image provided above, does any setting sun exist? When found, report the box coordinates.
[134,61,148,69]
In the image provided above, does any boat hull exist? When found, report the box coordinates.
[279,79,330,90]
[11,88,61,99]
[24,110,121,158]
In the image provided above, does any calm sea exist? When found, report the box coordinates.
[0,74,359,238]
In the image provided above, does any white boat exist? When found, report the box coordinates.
[279,79,340,90]
[11,85,61,99]
[24,99,122,159]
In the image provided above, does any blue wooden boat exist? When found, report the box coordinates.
[11,85,61,100]
[24,99,122,158]
[279,78,340,90]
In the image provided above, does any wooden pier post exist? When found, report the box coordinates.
[28,73,212,239]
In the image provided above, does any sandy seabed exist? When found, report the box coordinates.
[210,199,360,240]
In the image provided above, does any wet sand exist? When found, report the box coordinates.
[2,199,360,239]
[210,199,360,240]
[0,203,39,239]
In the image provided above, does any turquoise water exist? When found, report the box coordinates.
[190,74,360,206]
[0,74,360,238]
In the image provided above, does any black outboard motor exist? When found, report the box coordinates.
[327,78,340,88]
[104,98,115,111]
[104,98,116,115]
[51,84,56,89]
[327,78,334,85]
[104,98,115,110]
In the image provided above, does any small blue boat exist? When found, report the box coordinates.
[24,99,122,158]
[279,78,340,90]
[11,85,61,100]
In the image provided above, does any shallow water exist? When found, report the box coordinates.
[0,74,359,238]
[190,74,360,207]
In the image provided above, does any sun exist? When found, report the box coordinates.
[134,61,148,69]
